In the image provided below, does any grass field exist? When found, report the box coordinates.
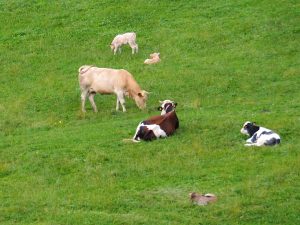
[1,0,299,224]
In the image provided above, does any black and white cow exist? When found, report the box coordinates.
[132,100,179,142]
[240,121,281,146]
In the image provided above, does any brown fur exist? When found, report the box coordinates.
[144,111,179,136]
[189,192,217,205]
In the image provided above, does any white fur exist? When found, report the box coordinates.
[159,100,176,115]
[110,32,138,55]
[132,122,167,141]
[146,124,167,138]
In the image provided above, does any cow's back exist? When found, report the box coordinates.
[126,32,136,40]
[79,66,129,93]
[115,32,136,44]
[144,111,179,136]
[160,111,179,135]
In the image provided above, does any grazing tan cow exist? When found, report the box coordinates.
[144,52,160,64]
[78,65,148,112]
[110,32,138,55]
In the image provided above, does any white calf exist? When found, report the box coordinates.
[110,32,138,55]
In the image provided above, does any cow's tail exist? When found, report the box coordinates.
[122,138,140,143]
[78,65,94,75]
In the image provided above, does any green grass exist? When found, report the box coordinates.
[1,0,299,224]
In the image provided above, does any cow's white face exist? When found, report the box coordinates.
[240,121,261,137]
[158,100,177,115]
[240,121,252,136]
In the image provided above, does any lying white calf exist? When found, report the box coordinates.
[240,121,281,146]
[110,32,138,55]
[144,52,160,64]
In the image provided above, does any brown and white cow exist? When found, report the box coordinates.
[78,65,148,112]
[132,100,179,142]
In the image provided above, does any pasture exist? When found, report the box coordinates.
[1,0,299,224]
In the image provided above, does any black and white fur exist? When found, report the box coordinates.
[157,100,177,115]
[240,121,281,146]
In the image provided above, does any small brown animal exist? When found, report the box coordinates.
[189,192,217,206]
[144,52,160,64]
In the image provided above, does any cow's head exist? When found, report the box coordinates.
[150,52,160,59]
[240,121,260,137]
[134,90,149,109]
[157,100,177,115]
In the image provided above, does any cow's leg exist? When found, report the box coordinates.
[116,98,120,111]
[245,143,257,146]
[88,92,98,112]
[114,47,118,55]
[116,91,126,112]
[132,122,143,142]
[81,89,88,112]
[129,42,136,54]
[245,142,261,147]
[256,139,266,146]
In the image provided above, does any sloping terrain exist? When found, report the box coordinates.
[1,1,299,224]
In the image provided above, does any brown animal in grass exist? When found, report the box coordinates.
[189,192,217,206]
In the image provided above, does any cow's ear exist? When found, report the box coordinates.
[157,106,163,111]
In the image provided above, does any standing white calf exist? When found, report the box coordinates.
[78,65,148,112]
[144,53,160,64]
[110,32,138,55]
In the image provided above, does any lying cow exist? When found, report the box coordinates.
[78,65,148,112]
[110,32,138,55]
[144,52,160,65]
[240,121,281,146]
[132,100,179,142]
[189,192,217,206]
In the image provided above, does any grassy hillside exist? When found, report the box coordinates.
[1,0,299,224]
